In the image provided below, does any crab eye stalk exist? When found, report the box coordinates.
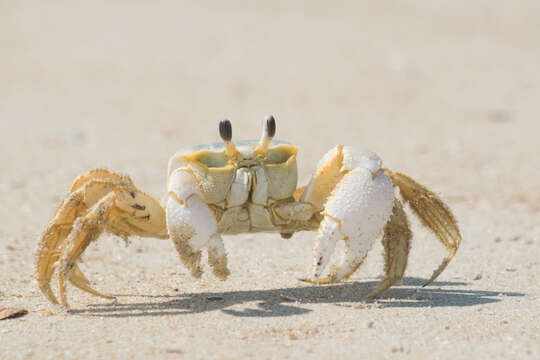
[219,119,238,157]
[219,119,232,142]
[265,115,276,138]
[255,115,276,155]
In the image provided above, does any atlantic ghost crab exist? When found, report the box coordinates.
[36,116,462,307]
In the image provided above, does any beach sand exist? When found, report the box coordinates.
[1,1,539,359]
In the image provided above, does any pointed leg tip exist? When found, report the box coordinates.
[365,290,381,300]
[214,271,230,281]
[38,283,60,305]
[298,277,317,285]
[315,276,332,285]
[298,276,332,285]
[423,273,439,288]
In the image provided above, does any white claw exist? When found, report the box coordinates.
[312,217,342,279]
[307,146,395,283]
[325,167,394,281]
[341,148,382,175]
[166,168,222,278]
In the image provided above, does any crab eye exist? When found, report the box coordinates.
[219,119,232,142]
[265,115,276,138]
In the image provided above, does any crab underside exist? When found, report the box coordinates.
[36,116,461,307]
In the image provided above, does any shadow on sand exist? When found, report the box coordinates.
[68,277,524,318]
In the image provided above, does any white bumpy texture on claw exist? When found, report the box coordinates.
[166,168,229,279]
[311,146,395,282]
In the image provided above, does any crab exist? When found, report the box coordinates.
[36,116,462,307]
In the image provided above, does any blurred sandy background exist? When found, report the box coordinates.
[1,1,539,359]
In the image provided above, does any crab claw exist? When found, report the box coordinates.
[298,145,461,297]
[299,146,395,285]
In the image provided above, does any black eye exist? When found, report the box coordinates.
[219,119,232,142]
[265,115,276,138]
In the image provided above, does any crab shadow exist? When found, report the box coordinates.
[68,277,524,318]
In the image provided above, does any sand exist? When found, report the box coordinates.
[1,1,539,359]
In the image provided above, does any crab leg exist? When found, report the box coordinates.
[385,170,462,286]
[56,187,167,307]
[69,263,113,300]
[36,170,130,304]
[57,193,115,307]
[36,190,86,304]
[366,198,412,298]
[36,169,167,306]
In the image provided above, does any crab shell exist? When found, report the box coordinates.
[167,140,301,234]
